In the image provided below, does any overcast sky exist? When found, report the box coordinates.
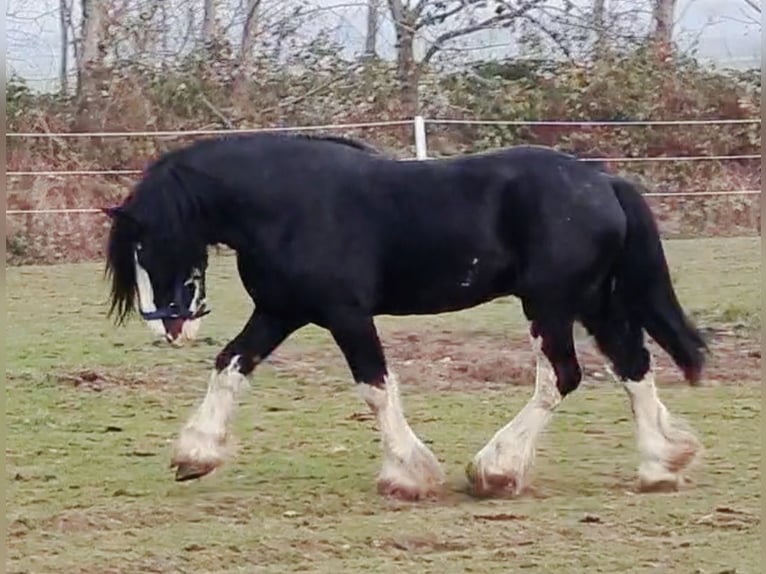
[7,0,762,91]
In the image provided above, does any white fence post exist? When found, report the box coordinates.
[413,115,428,160]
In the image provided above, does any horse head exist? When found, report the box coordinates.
[102,171,211,346]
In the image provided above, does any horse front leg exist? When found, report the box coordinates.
[171,311,305,481]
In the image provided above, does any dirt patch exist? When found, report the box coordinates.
[273,326,761,392]
[46,508,126,534]
[55,366,178,392]
[374,534,471,553]
[48,324,760,395]
[693,506,760,531]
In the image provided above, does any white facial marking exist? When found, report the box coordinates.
[185,268,205,315]
[172,355,250,470]
[358,372,445,498]
[133,246,165,337]
[470,334,561,495]
[133,247,207,344]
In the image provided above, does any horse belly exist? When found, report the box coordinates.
[376,253,515,315]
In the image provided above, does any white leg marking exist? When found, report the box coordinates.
[171,356,249,479]
[469,335,561,496]
[358,372,445,500]
[620,368,701,491]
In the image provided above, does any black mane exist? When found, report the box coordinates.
[105,211,138,324]
[292,133,383,155]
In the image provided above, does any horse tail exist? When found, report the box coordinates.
[609,175,708,384]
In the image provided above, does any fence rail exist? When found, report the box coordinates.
[6,116,760,139]
[4,119,414,139]
[6,189,760,216]
[425,118,761,127]
[6,115,761,215]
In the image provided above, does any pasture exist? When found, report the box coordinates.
[7,235,761,573]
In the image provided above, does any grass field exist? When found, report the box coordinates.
[7,236,761,573]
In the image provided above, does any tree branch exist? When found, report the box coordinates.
[422,0,545,64]
[239,0,262,61]
[417,3,467,29]
[518,12,573,60]
[387,0,406,24]
[199,92,234,129]
[413,0,432,19]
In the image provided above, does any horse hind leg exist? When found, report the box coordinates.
[467,317,580,497]
[621,364,702,492]
[580,307,702,492]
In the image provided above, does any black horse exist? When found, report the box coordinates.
[104,133,707,500]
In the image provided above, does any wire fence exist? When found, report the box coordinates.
[6,115,762,215]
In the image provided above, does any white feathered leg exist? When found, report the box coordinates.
[171,356,249,481]
[617,364,702,492]
[358,372,446,500]
[468,335,561,496]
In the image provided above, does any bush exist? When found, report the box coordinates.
[6,43,760,265]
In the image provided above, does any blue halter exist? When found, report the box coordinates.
[139,275,211,321]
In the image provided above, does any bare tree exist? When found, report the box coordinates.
[75,0,111,129]
[77,0,108,88]
[232,0,263,97]
[365,0,380,59]
[651,0,676,60]
[202,0,218,47]
[59,0,71,94]
[592,0,606,58]
[239,0,262,64]
[385,0,547,113]
[742,0,761,25]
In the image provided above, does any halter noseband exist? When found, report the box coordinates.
[139,274,211,321]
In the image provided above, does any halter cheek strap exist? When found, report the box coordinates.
[139,275,211,321]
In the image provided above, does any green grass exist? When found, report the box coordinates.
[7,236,761,573]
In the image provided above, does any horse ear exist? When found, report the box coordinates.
[101,206,123,219]
[102,205,143,233]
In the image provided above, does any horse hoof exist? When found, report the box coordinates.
[172,461,218,482]
[466,461,521,498]
[637,476,680,493]
[377,477,442,502]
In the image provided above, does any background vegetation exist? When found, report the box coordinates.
[6,0,761,264]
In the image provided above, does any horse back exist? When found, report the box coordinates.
[174,138,626,317]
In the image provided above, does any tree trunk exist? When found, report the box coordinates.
[387,0,419,114]
[75,0,110,130]
[652,0,676,61]
[238,0,261,68]
[233,0,261,99]
[201,0,217,48]
[592,0,606,59]
[364,0,379,59]
[396,27,419,114]
[59,0,70,94]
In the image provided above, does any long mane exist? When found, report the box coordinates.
[293,133,384,155]
[105,210,139,324]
